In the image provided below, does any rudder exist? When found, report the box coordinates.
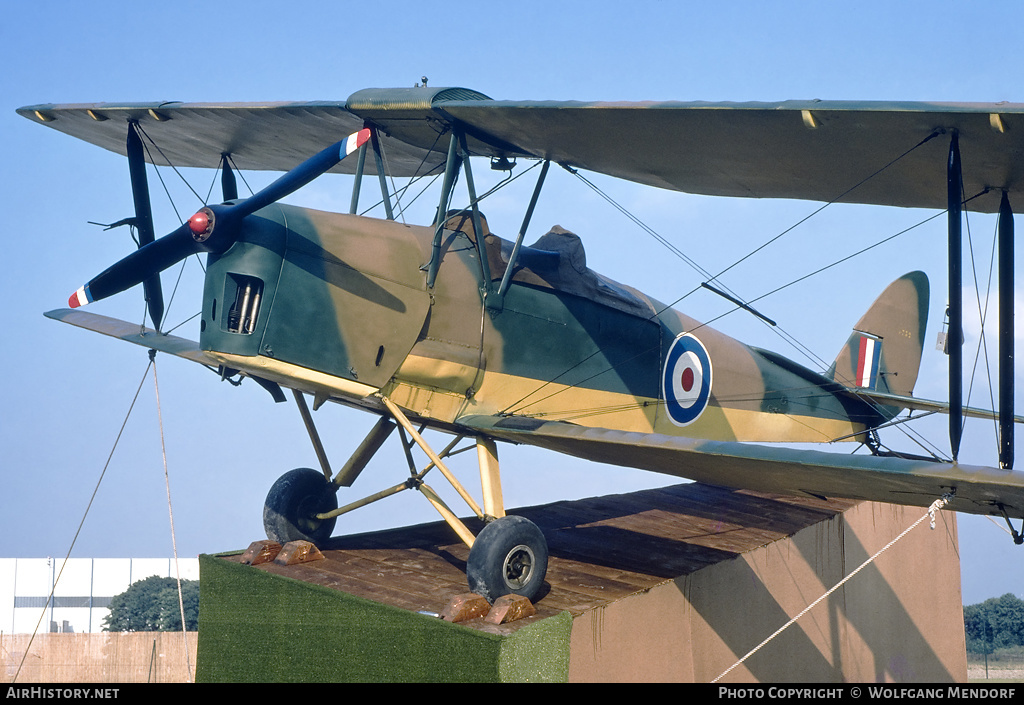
[828,271,929,397]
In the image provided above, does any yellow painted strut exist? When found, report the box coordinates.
[309,393,507,549]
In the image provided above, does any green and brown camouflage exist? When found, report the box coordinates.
[196,198,917,446]
[26,86,1024,538]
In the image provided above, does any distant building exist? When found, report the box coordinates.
[0,558,199,634]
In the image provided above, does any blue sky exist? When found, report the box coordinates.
[2,0,1023,608]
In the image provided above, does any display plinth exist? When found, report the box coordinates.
[196,483,966,682]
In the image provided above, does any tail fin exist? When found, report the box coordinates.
[828,271,929,397]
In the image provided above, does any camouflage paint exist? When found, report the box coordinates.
[199,205,880,444]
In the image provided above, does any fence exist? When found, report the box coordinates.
[2,632,197,683]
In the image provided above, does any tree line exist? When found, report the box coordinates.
[102,575,199,632]
[101,575,1020,645]
[964,593,1024,654]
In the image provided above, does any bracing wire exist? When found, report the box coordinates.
[502,204,945,432]
[224,154,256,200]
[363,127,446,220]
[963,212,1001,447]
[136,124,205,213]
[710,129,942,286]
[151,353,194,682]
[572,128,942,353]
[502,135,969,458]
[134,127,223,334]
[14,360,154,682]
[948,163,1002,461]
[202,162,220,205]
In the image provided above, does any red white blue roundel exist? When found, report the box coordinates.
[662,333,713,426]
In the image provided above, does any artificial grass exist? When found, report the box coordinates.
[195,554,571,682]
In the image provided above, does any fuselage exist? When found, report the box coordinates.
[198,204,877,444]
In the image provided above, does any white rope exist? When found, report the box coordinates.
[712,494,952,683]
[13,361,153,682]
[152,356,193,683]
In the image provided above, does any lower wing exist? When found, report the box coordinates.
[458,415,1024,520]
[46,308,287,402]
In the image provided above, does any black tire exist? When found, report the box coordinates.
[467,515,548,604]
[263,468,338,545]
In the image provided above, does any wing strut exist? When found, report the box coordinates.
[999,193,1015,469]
[369,127,395,220]
[348,125,369,215]
[496,159,551,299]
[126,121,164,330]
[945,136,1015,468]
[427,133,462,288]
[947,132,963,460]
[456,128,493,292]
[220,155,238,201]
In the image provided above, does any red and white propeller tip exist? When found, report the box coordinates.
[345,128,371,157]
[65,129,370,311]
[69,285,92,308]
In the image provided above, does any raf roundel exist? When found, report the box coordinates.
[662,333,713,427]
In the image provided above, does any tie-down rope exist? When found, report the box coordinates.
[13,360,153,682]
[712,494,953,683]
[151,351,193,683]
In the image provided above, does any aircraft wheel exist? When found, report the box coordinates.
[467,515,548,604]
[263,468,338,545]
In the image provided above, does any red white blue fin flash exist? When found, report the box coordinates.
[855,333,882,389]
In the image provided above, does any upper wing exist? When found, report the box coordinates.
[440,99,1024,214]
[15,87,501,177]
[457,415,1024,520]
[16,101,441,176]
[20,88,1024,213]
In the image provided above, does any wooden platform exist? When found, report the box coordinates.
[207,482,967,681]
[221,484,856,633]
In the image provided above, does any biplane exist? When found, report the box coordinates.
[18,85,1024,603]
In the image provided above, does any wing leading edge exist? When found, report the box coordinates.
[16,101,437,176]
[15,87,499,177]
[457,415,1024,520]
[45,308,216,364]
[19,90,1024,213]
[439,99,1024,213]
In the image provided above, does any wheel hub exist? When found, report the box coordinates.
[502,544,536,590]
[295,495,324,533]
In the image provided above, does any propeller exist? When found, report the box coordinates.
[69,128,371,311]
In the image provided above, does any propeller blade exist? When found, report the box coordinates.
[68,129,371,309]
[233,128,371,219]
[69,223,197,308]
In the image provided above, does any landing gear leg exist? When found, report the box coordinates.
[263,392,550,603]
[377,396,549,603]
